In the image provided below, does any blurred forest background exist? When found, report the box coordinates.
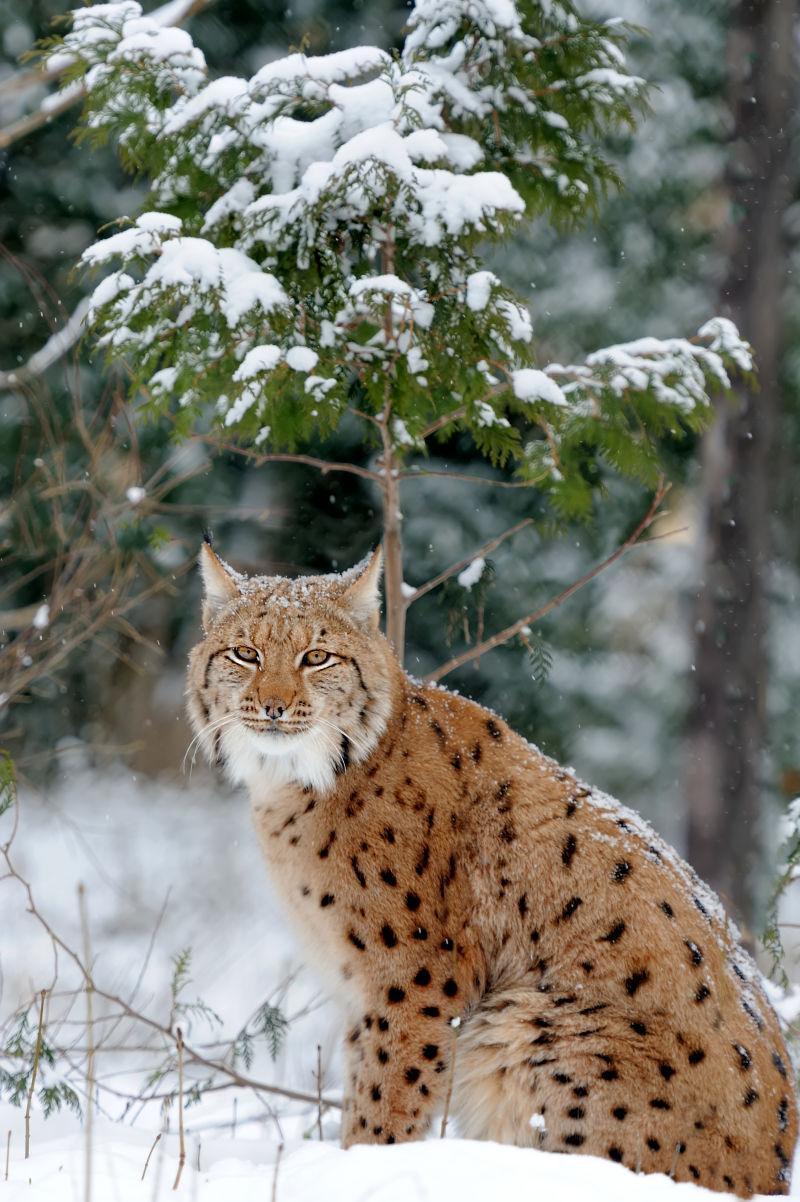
[1,0,799,951]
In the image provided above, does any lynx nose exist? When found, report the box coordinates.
[261,697,287,721]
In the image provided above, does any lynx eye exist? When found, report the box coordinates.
[302,649,330,667]
[231,645,259,665]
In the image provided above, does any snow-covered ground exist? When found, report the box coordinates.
[6,1101,780,1202]
[4,759,800,1200]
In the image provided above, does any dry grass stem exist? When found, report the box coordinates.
[172,1028,186,1191]
[141,1132,161,1181]
[78,884,94,1202]
[271,1142,284,1202]
[439,1019,459,1139]
[24,988,47,1159]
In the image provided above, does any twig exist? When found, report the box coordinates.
[23,988,47,1159]
[78,884,93,1202]
[425,482,669,683]
[271,1142,284,1202]
[172,1028,186,1191]
[405,518,534,607]
[4,1130,10,1181]
[141,1132,161,1181]
[439,1019,459,1138]
[315,1046,323,1141]
[189,435,380,482]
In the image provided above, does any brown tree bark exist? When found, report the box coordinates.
[686,0,795,931]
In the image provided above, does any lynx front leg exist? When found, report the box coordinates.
[342,1002,457,1146]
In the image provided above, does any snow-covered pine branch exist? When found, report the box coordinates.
[44,0,747,513]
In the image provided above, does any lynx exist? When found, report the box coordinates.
[187,542,796,1196]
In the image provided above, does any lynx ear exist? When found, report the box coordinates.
[339,547,383,632]
[199,541,241,630]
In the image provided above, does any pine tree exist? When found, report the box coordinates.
[42,0,752,659]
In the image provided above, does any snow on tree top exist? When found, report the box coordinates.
[53,0,750,513]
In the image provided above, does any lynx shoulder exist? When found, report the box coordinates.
[187,545,796,1196]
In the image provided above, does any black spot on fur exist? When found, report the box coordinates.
[646,1137,660,1152]
[612,1106,628,1121]
[415,845,430,875]
[377,1048,389,1064]
[649,1098,670,1110]
[442,978,458,998]
[381,925,398,948]
[624,969,649,996]
[659,1063,676,1081]
[500,823,517,843]
[685,940,703,966]
[421,1005,440,1017]
[348,932,366,951]
[380,868,398,887]
[572,1085,589,1098]
[660,900,674,918]
[422,1044,438,1060]
[695,984,711,1003]
[350,856,367,889]
[318,830,336,858]
[612,861,631,882]
[414,968,431,987]
[565,801,577,818]
[413,927,429,941]
[441,937,454,951]
[552,1072,572,1085]
[405,891,421,911]
[773,1051,788,1078]
[630,1021,647,1036]
[563,1133,585,1147]
[518,894,528,917]
[562,834,578,866]
[387,986,405,1003]
[371,1085,381,1101]
[320,894,335,907]
[581,961,594,973]
[688,1049,705,1066]
[778,1098,790,1132]
[600,1068,619,1082]
[567,1106,585,1120]
[561,896,583,920]
[600,921,626,944]
[743,1088,759,1106]
[688,1165,700,1181]
[381,826,395,844]
[486,718,502,740]
[608,1146,623,1163]
[404,1067,421,1083]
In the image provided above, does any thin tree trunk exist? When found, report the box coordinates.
[380,434,406,656]
[685,0,794,930]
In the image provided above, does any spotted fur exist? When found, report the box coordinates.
[187,546,797,1196]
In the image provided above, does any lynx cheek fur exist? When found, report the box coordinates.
[187,543,796,1195]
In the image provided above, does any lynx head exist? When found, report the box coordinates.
[186,544,397,793]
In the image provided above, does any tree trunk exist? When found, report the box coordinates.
[685,0,794,931]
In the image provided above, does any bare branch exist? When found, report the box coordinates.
[0,298,90,392]
[425,482,670,683]
[405,518,534,608]
[188,434,381,483]
[418,407,466,441]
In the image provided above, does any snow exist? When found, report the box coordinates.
[285,346,319,372]
[32,603,50,630]
[457,557,486,589]
[465,270,497,311]
[512,368,568,406]
[9,1103,789,1202]
[125,485,146,504]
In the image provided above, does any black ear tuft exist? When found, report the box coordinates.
[202,527,214,547]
